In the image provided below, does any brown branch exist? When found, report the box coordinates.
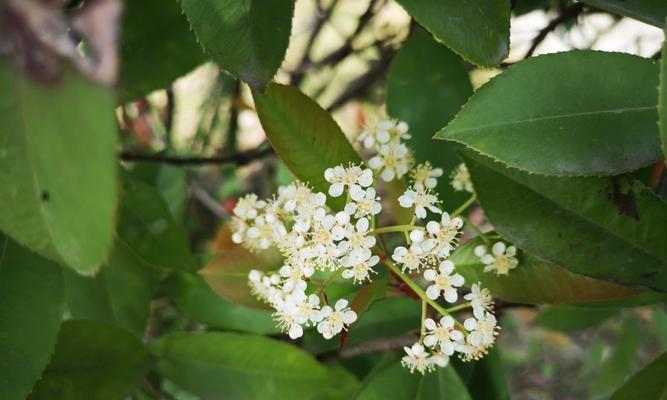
[524,3,584,58]
[119,145,273,166]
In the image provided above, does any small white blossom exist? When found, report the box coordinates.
[245,215,287,250]
[324,165,373,197]
[450,163,474,193]
[398,187,441,219]
[423,260,465,302]
[464,311,499,351]
[401,342,448,374]
[421,212,463,258]
[317,299,357,339]
[248,270,280,303]
[345,186,382,218]
[342,255,379,284]
[411,162,443,190]
[279,263,314,293]
[368,142,412,182]
[464,283,494,316]
[233,194,266,220]
[423,316,465,356]
[357,118,392,149]
[338,218,376,261]
[392,244,425,272]
[474,242,518,276]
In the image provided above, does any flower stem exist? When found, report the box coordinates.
[372,225,422,235]
[446,302,472,313]
[450,193,477,218]
[420,300,427,339]
[383,258,467,332]
[461,216,491,244]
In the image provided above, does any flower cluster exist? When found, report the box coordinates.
[474,242,519,276]
[231,117,509,373]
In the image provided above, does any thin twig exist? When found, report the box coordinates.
[118,145,273,166]
[524,3,584,58]
[191,183,228,220]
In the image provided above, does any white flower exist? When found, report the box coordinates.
[368,142,412,182]
[423,316,464,356]
[345,186,382,218]
[233,194,266,220]
[386,119,411,142]
[450,163,474,193]
[338,218,376,260]
[474,242,518,276]
[291,191,327,233]
[342,255,379,284]
[279,263,314,293]
[357,118,392,149]
[423,260,465,302]
[411,162,443,190]
[317,299,357,339]
[464,311,499,349]
[422,212,463,258]
[398,187,441,219]
[391,244,424,272]
[276,181,316,212]
[401,342,447,374]
[245,215,287,250]
[273,290,322,339]
[231,217,248,244]
[248,270,280,303]
[464,283,494,316]
[324,165,373,197]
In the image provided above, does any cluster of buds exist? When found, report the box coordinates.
[231,117,516,374]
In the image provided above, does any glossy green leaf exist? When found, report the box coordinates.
[591,317,639,396]
[0,236,65,400]
[660,29,667,159]
[451,237,648,305]
[0,62,117,273]
[460,150,667,291]
[28,320,147,400]
[322,364,360,400]
[165,271,279,334]
[455,348,510,400]
[117,176,197,271]
[253,83,362,210]
[199,244,283,309]
[387,27,473,210]
[437,51,661,176]
[130,163,188,221]
[181,0,294,90]
[354,358,471,400]
[610,352,667,399]
[580,0,667,28]
[395,0,510,67]
[63,240,157,336]
[120,0,206,101]
[534,305,618,332]
[151,332,330,400]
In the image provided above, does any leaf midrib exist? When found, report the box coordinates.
[444,105,655,136]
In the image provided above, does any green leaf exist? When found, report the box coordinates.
[460,150,667,291]
[534,305,618,332]
[387,27,473,210]
[395,0,510,67]
[165,271,279,334]
[610,352,667,399]
[130,163,188,221]
[119,0,206,101]
[199,243,283,309]
[350,277,388,316]
[580,0,667,28]
[660,29,667,159]
[437,51,661,176]
[118,175,197,271]
[455,348,510,400]
[450,236,650,305]
[253,83,362,210]
[591,317,639,396]
[0,236,65,400]
[181,0,294,90]
[63,240,157,336]
[28,320,147,400]
[354,357,472,400]
[151,332,330,400]
[0,62,117,274]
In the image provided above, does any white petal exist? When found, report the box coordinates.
[368,156,383,170]
[426,285,440,300]
[289,324,303,339]
[358,169,373,187]
[423,335,437,348]
[444,288,458,303]
[473,245,487,257]
[439,260,455,274]
[356,218,369,233]
[329,182,345,197]
[398,195,413,208]
[415,207,426,219]
[409,229,424,243]
[440,315,455,329]
[481,254,495,265]
[451,274,465,287]
[424,318,437,330]
[464,318,477,331]
[426,221,440,235]
[335,211,350,225]
[423,269,437,281]
[335,298,349,310]
[381,168,395,182]
[492,241,506,256]
[506,245,517,256]
[343,310,357,324]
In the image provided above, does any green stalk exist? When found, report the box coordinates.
[450,193,477,218]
